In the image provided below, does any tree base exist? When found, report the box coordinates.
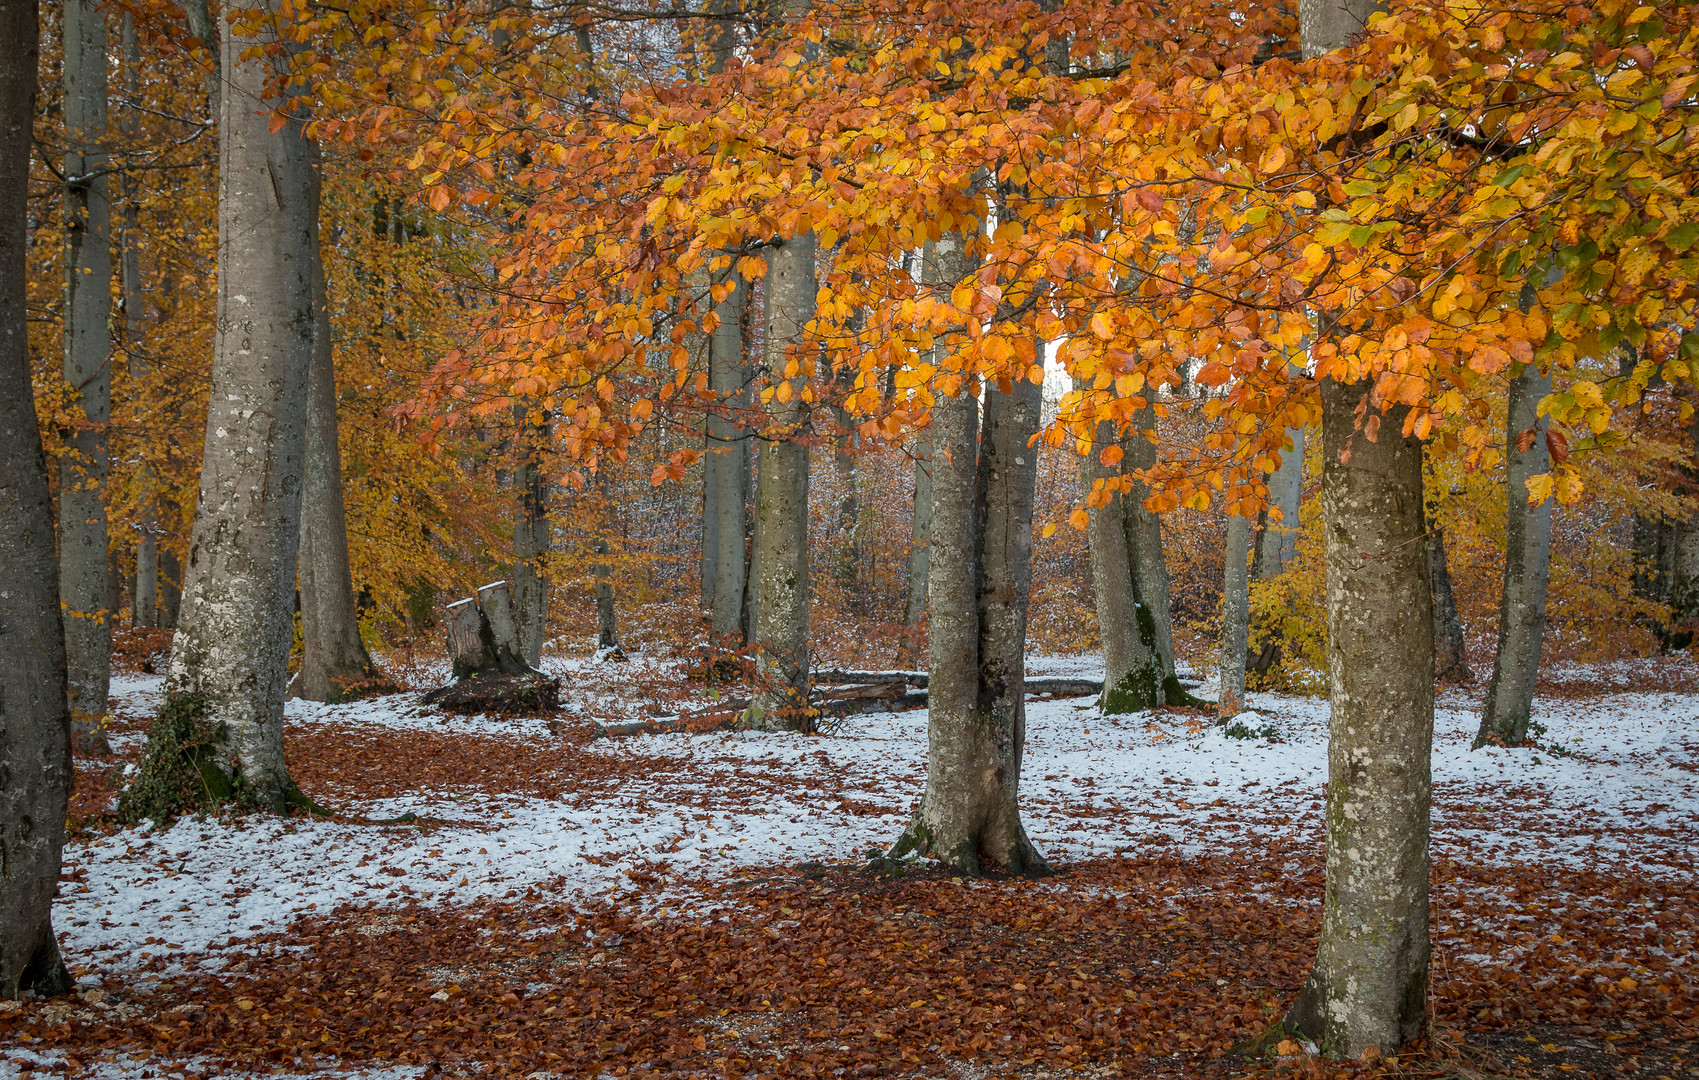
[421,670,561,716]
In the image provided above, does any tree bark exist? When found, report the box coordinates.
[61,0,112,747]
[748,233,814,730]
[1475,364,1552,748]
[1428,529,1472,683]
[160,548,182,627]
[1668,409,1699,639]
[120,12,158,631]
[708,273,750,640]
[591,468,623,657]
[295,158,383,702]
[0,0,74,998]
[830,400,862,601]
[1282,378,1431,1057]
[161,0,317,812]
[510,413,550,667]
[1219,514,1251,717]
[900,427,933,662]
[889,232,1046,876]
[1084,423,1160,713]
[1252,425,1306,579]
[1121,404,1179,683]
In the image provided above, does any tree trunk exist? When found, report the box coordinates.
[830,401,861,601]
[120,13,157,631]
[295,161,383,703]
[510,413,550,667]
[1219,513,1251,717]
[1084,423,1160,713]
[61,0,112,747]
[0,0,74,998]
[889,232,1046,877]
[1282,378,1431,1058]
[1252,425,1305,579]
[900,426,933,664]
[160,548,181,627]
[1475,363,1552,748]
[1428,529,1472,683]
[591,467,623,657]
[181,0,220,123]
[742,445,759,646]
[1668,410,1699,639]
[748,234,814,731]
[161,0,317,812]
[708,273,750,640]
[1121,404,1179,682]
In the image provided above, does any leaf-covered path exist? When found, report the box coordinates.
[5,656,1697,1079]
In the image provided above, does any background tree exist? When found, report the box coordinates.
[60,0,112,747]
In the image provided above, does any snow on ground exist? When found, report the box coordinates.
[59,658,1699,984]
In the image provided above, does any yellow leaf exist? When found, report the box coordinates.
[1068,508,1090,530]
[1525,473,1554,505]
[1090,312,1115,340]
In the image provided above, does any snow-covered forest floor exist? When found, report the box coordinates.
[5,653,1697,1080]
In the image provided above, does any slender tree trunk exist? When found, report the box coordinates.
[889,234,1046,877]
[295,160,383,702]
[1475,364,1553,748]
[182,0,220,123]
[1219,514,1251,717]
[120,13,158,631]
[510,413,550,667]
[1668,410,1699,639]
[831,402,861,601]
[592,468,623,657]
[1252,426,1306,579]
[0,0,74,997]
[1282,379,1431,1057]
[162,0,317,811]
[708,273,750,639]
[1121,406,1177,673]
[1429,529,1472,683]
[748,234,814,730]
[160,548,182,627]
[742,447,759,645]
[1085,423,1160,712]
[61,0,112,747]
[901,426,932,663]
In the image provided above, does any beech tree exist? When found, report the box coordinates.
[888,230,1047,876]
[1476,364,1555,746]
[748,232,815,730]
[1219,513,1251,716]
[0,0,73,998]
[1278,0,1434,1056]
[295,153,386,701]
[60,0,112,747]
[155,0,319,811]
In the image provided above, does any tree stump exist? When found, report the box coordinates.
[422,581,561,715]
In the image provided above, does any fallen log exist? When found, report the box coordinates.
[812,669,929,688]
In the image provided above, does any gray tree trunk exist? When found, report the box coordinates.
[61,0,112,747]
[1084,423,1160,713]
[1282,379,1431,1057]
[1475,363,1553,747]
[889,233,1046,876]
[162,1,317,811]
[1219,513,1251,716]
[591,468,622,657]
[1668,411,1699,635]
[295,160,382,702]
[708,273,750,640]
[830,401,861,600]
[181,0,220,123]
[1121,402,1175,675]
[120,13,158,631]
[0,0,74,997]
[1253,425,1306,579]
[160,548,182,627]
[742,445,760,645]
[510,414,550,667]
[1429,529,1472,683]
[748,234,814,730]
[901,425,932,663]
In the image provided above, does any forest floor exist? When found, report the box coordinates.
[3,648,1697,1080]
